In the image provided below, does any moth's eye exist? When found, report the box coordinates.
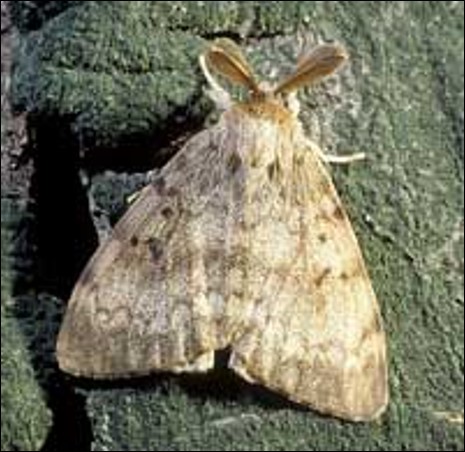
[280,94,290,107]
[282,93,300,116]
[280,95,289,107]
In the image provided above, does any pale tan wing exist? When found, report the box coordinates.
[274,43,348,95]
[56,125,246,378]
[228,143,388,422]
[205,38,260,93]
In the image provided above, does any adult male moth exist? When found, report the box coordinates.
[57,39,388,422]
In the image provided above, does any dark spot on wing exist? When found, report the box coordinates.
[250,156,259,168]
[152,176,166,195]
[314,267,332,287]
[372,315,383,334]
[333,205,345,221]
[145,237,164,262]
[161,206,175,219]
[152,176,179,198]
[317,233,327,243]
[165,186,179,197]
[340,260,364,281]
[267,160,280,180]
[130,235,139,247]
[294,154,305,166]
[227,152,242,175]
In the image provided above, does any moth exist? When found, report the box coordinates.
[57,39,388,422]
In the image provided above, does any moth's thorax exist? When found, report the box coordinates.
[220,99,304,181]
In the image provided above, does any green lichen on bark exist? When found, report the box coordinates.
[11,2,208,149]
[1,200,53,452]
[0,308,51,452]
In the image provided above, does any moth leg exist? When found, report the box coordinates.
[322,152,366,164]
[126,190,141,205]
[126,170,158,205]
[199,54,232,111]
[308,139,366,164]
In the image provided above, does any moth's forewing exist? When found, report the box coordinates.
[57,128,236,377]
[226,133,388,421]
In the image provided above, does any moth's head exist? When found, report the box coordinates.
[202,38,348,118]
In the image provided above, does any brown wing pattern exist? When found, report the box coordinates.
[228,143,388,421]
[57,125,244,377]
[57,105,388,421]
